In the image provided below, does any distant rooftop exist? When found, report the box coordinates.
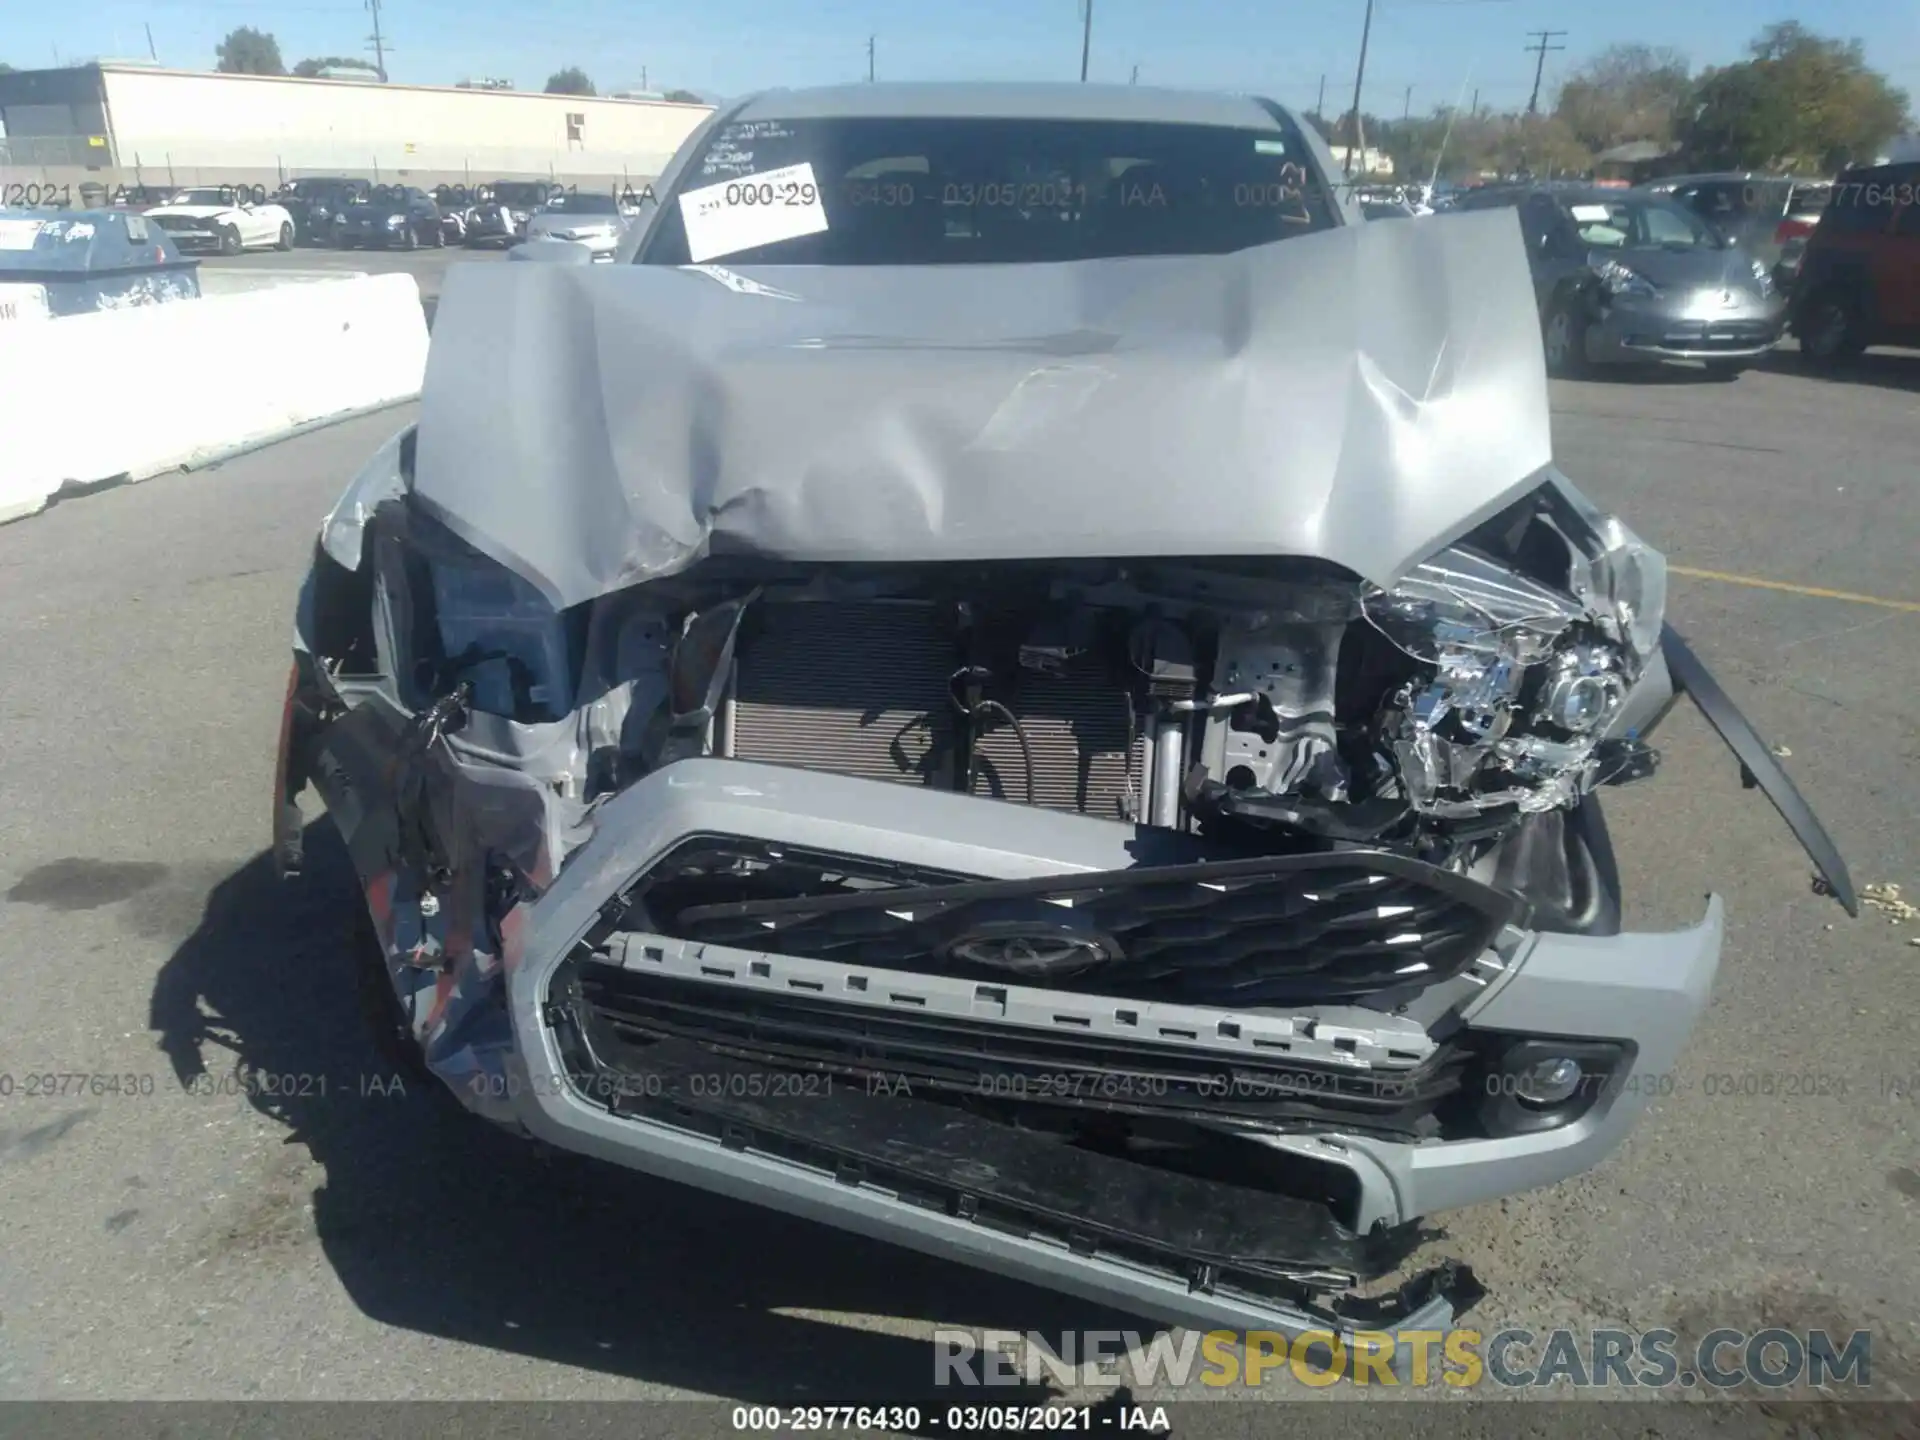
[0,61,713,106]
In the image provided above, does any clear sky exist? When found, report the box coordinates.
[17,0,1920,120]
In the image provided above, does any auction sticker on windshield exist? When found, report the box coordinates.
[677,162,828,264]
[1570,205,1615,222]
[0,218,47,250]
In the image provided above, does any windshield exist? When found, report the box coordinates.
[171,189,229,207]
[490,184,551,208]
[1565,196,1720,250]
[642,114,1339,265]
[541,193,619,215]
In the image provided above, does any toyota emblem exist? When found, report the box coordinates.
[937,907,1121,978]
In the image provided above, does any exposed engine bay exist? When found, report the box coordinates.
[402,473,1667,882]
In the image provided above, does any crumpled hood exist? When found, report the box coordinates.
[414,207,1553,611]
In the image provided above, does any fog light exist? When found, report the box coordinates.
[1470,1036,1632,1138]
[1515,1056,1584,1107]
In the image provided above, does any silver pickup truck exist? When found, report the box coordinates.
[276,81,1855,1357]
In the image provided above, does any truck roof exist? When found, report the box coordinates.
[729,82,1293,130]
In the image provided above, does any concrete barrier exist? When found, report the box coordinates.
[195,266,371,298]
[0,271,427,525]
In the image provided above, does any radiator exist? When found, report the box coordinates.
[728,600,1145,820]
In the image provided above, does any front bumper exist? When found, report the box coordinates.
[463,760,1722,1347]
[340,226,407,247]
[464,219,525,245]
[1586,293,1787,364]
[158,229,221,253]
[528,229,620,259]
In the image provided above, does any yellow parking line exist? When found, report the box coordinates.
[1669,565,1920,614]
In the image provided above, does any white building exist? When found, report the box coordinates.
[0,63,712,183]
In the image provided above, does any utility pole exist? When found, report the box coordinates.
[145,23,158,61]
[366,0,389,81]
[1403,84,1413,122]
[1524,29,1565,115]
[1471,86,1480,116]
[1343,0,1375,177]
[1079,0,1093,82]
[867,35,875,82]
[1129,64,1138,85]
[1315,73,1327,120]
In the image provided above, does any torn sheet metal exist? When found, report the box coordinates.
[414,208,1553,612]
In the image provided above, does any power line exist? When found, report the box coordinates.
[1524,29,1566,114]
[1343,0,1375,176]
[366,0,389,81]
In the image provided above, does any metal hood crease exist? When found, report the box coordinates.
[413,209,1553,610]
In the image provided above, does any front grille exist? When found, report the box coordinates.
[626,836,1518,1006]
[575,963,1463,1136]
[728,600,1145,819]
[150,215,208,232]
[1630,320,1776,352]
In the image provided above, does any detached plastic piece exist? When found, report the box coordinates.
[1661,625,1857,916]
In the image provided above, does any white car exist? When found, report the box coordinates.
[144,188,296,256]
[523,192,628,260]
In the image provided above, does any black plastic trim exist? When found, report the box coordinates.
[1662,625,1858,915]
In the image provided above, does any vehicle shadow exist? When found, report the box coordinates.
[1754,346,1920,395]
[148,820,1149,1403]
[1566,362,1740,387]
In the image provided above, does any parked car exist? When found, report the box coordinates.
[144,187,295,255]
[333,187,447,250]
[523,191,628,258]
[1790,160,1920,369]
[463,181,556,247]
[279,82,1852,1351]
[1455,183,1785,377]
[1639,172,1832,282]
[1355,184,1430,220]
[274,176,371,245]
[1358,187,1419,221]
[106,183,180,212]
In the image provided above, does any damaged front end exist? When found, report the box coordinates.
[279,221,1852,1350]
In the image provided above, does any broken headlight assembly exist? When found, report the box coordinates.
[1360,479,1667,820]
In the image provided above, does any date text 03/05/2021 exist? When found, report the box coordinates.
[730,1406,1170,1433]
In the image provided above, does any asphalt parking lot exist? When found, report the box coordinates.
[1,245,1916,1425]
